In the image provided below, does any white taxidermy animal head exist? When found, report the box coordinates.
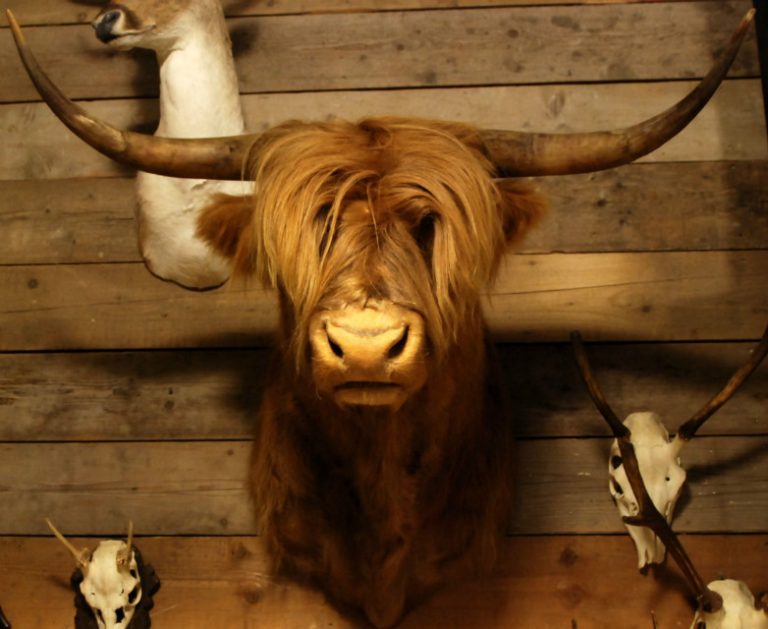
[608,411,686,568]
[47,519,142,629]
[690,579,768,629]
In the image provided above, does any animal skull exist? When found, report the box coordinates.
[608,412,686,569]
[690,579,768,629]
[48,520,142,629]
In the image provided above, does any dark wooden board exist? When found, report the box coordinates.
[2,0,722,26]
[1,2,758,102]
[2,342,766,442]
[3,162,767,265]
[1,436,765,535]
[3,80,765,181]
[1,251,766,351]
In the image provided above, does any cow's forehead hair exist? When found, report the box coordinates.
[242,117,509,362]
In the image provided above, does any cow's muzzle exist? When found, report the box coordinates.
[309,302,428,409]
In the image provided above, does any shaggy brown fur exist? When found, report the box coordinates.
[198,117,546,627]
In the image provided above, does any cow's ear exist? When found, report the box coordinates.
[495,179,547,246]
[197,193,256,276]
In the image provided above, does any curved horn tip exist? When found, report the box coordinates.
[5,9,25,43]
[741,8,756,29]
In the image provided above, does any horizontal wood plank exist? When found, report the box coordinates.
[3,161,767,265]
[2,342,766,442]
[1,0,723,26]
[3,79,765,181]
[2,251,766,350]
[0,436,765,535]
[1,2,758,103]
[1,534,765,628]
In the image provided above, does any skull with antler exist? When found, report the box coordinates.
[572,325,768,570]
[571,325,768,622]
[47,520,143,629]
[690,579,768,629]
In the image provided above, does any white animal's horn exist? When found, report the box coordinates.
[480,9,755,176]
[46,518,91,571]
[6,9,257,181]
[116,520,134,571]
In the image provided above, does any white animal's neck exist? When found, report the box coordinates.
[155,17,244,139]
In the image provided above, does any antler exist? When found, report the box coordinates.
[6,8,755,180]
[116,520,134,571]
[46,518,91,571]
[676,322,768,442]
[570,332,723,613]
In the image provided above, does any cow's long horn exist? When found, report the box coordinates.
[8,9,753,180]
[7,9,256,180]
[481,9,755,176]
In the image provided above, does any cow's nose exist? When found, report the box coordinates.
[310,303,426,374]
[323,320,411,367]
[309,303,428,408]
[93,10,122,43]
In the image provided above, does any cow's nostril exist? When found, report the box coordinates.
[387,327,409,360]
[328,334,344,359]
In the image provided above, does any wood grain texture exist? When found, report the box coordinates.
[0,535,765,628]
[2,161,766,264]
[0,250,766,350]
[1,2,758,102]
[1,0,722,26]
[1,436,765,535]
[1,343,766,442]
[3,79,765,181]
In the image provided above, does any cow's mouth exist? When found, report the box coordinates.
[334,381,405,407]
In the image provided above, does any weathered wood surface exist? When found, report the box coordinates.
[2,0,722,26]
[1,2,758,103]
[0,0,765,623]
[1,436,766,535]
[3,79,765,182]
[2,343,766,442]
[3,161,767,265]
[0,251,766,350]
[1,535,765,628]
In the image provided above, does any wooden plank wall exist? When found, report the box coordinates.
[1,1,767,627]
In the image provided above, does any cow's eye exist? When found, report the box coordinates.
[415,213,436,260]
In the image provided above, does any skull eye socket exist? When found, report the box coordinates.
[128,584,141,604]
[115,607,125,623]
[610,455,623,470]
[611,479,624,496]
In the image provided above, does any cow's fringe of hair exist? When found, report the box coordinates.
[199,117,546,365]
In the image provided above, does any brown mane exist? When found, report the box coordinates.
[199,117,545,363]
